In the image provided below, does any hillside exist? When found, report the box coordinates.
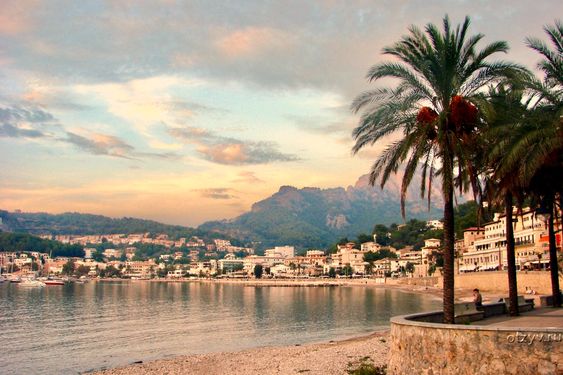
[0,210,202,240]
[1,174,451,250]
[199,174,445,249]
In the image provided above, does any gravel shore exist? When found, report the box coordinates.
[92,331,389,375]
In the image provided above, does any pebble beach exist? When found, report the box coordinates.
[92,331,390,375]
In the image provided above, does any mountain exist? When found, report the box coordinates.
[199,174,444,249]
[1,174,447,250]
[0,210,203,240]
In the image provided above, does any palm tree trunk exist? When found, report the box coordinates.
[548,198,561,307]
[442,183,455,324]
[505,193,518,316]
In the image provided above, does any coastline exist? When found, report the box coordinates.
[91,330,390,375]
[98,276,451,300]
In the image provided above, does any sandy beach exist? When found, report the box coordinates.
[92,330,389,375]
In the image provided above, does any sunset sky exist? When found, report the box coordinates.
[0,1,560,226]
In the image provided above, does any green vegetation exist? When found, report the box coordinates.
[0,232,84,258]
[0,210,235,244]
[62,260,75,275]
[328,267,336,278]
[346,357,387,375]
[364,250,397,263]
[329,218,442,252]
[340,265,353,277]
[100,265,121,278]
[253,264,263,279]
[131,243,168,259]
[453,201,491,238]
[75,265,91,278]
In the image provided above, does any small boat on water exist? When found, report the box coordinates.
[44,279,65,286]
[9,276,22,283]
[19,278,45,287]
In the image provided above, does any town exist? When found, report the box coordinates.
[1,206,559,282]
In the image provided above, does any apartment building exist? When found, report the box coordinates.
[459,208,554,272]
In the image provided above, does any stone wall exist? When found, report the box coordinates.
[455,271,560,295]
[397,276,442,287]
[389,312,563,375]
[395,271,560,295]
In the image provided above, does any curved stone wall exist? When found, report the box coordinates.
[389,311,563,375]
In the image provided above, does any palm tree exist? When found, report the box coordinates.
[351,15,527,323]
[484,84,533,316]
[524,21,562,306]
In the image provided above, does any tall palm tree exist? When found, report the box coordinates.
[485,85,532,316]
[524,20,562,306]
[351,15,527,323]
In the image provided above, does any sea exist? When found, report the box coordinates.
[0,281,440,374]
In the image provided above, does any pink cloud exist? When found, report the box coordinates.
[198,143,248,164]
[0,1,38,35]
[215,27,293,58]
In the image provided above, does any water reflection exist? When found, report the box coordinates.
[0,281,440,375]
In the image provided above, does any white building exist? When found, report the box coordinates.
[328,243,368,275]
[361,241,381,253]
[459,208,553,272]
[264,246,295,258]
[427,220,444,230]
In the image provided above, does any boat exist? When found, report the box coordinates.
[44,279,65,286]
[19,278,45,287]
[9,275,22,283]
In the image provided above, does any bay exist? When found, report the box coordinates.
[0,281,440,374]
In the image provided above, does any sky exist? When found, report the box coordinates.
[0,1,560,227]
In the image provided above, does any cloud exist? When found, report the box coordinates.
[287,114,353,135]
[72,76,207,134]
[0,123,46,138]
[0,104,57,139]
[0,101,180,160]
[64,131,135,159]
[168,100,228,116]
[0,1,38,35]
[168,125,299,165]
[197,188,237,200]
[0,1,558,97]
[215,27,294,59]
[63,130,181,160]
[21,88,94,111]
[0,106,55,123]
[232,171,264,184]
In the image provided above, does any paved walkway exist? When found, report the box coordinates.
[479,307,563,328]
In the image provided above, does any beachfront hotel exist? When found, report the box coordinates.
[458,208,562,272]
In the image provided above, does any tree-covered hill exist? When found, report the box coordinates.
[0,210,196,238]
[0,232,84,257]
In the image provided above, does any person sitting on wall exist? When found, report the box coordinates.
[473,288,483,310]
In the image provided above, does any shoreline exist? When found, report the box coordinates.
[96,276,461,302]
[96,276,516,302]
[91,330,390,375]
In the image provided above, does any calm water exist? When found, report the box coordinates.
[0,281,440,374]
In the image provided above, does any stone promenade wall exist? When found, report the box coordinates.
[396,271,559,295]
[455,271,560,295]
[389,312,563,375]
